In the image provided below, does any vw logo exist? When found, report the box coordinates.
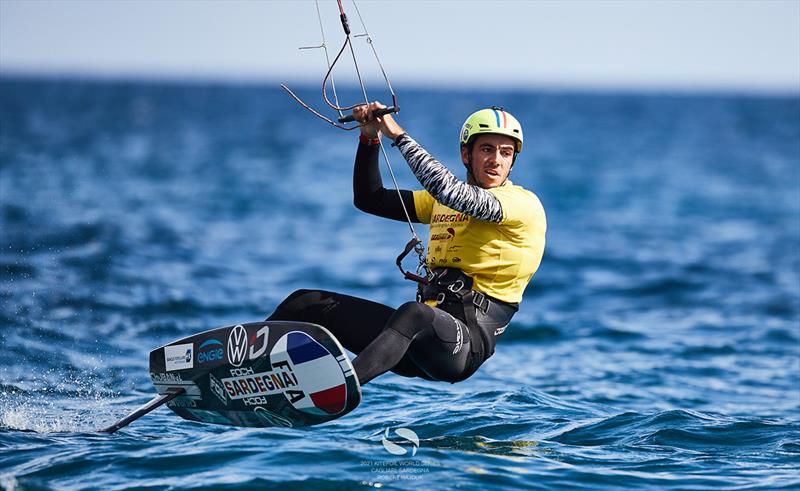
[227,325,247,367]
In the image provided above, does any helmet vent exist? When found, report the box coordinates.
[479,124,490,128]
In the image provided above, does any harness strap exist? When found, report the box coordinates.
[459,291,490,378]
[418,269,492,373]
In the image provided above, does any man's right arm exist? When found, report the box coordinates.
[353,141,419,222]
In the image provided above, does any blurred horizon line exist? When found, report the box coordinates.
[2,68,798,99]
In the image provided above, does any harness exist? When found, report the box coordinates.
[417,268,517,380]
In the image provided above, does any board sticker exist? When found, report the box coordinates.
[164,343,193,371]
[149,321,361,428]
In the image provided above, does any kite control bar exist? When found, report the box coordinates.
[281,0,399,131]
[337,105,399,123]
[283,0,428,284]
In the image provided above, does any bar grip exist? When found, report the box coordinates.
[338,106,399,124]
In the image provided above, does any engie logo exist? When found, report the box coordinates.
[197,339,224,364]
[164,343,193,372]
[381,427,420,456]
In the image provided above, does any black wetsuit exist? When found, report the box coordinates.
[266,140,517,385]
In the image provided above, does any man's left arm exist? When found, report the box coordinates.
[394,134,505,223]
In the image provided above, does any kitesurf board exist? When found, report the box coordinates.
[149,321,361,428]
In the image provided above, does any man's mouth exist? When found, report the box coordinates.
[484,168,500,177]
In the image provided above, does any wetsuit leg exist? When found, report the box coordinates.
[266,290,430,381]
[352,301,472,385]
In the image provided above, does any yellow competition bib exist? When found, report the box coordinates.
[413,182,546,304]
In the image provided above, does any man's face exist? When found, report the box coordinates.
[461,134,516,189]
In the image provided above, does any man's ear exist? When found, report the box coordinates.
[461,146,470,165]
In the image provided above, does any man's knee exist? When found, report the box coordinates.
[268,289,327,320]
[284,289,317,304]
[388,301,432,339]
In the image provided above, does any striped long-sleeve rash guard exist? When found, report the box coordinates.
[353,133,546,304]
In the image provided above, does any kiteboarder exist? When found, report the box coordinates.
[267,104,546,385]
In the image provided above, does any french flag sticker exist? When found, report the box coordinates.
[270,331,348,415]
[493,108,507,128]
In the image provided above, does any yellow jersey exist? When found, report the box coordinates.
[413,181,546,304]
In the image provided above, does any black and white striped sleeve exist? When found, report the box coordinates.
[395,133,504,222]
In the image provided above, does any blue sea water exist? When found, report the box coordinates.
[0,77,798,490]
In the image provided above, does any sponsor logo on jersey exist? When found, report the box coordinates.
[431,213,469,224]
[430,227,458,242]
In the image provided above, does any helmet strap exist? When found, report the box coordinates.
[462,144,477,184]
[465,156,477,183]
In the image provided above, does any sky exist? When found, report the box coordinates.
[1,0,799,93]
